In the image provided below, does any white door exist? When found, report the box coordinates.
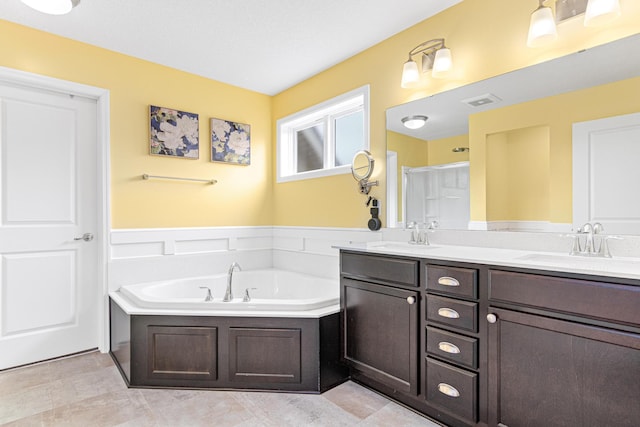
[0,82,99,369]
[573,112,640,235]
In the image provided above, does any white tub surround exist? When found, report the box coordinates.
[111,269,339,318]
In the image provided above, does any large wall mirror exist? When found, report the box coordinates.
[386,33,640,235]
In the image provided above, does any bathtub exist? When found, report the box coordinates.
[116,268,339,314]
[109,268,347,392]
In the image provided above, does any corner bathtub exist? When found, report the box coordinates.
[109,269,347,392]
[115,269,339,314]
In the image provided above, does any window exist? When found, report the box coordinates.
[277,85,369,182]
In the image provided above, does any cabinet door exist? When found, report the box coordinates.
[146,325,218,382]
[488,308,640,427]
[342,278,419,395]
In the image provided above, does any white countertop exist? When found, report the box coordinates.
[338,241,640,281]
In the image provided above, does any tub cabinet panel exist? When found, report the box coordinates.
[109,302,347,393]
[147,325,217,381]
[109,299,131,382]
[229,327,301,383]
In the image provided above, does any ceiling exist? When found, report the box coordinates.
[0,0,462,95]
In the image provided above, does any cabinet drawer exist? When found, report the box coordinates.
[426,357,477,423]
[426,265,478,299]
[427,295,478,333]
[426,326,478,370]
[341,252,419,286]
[489,270,640,326]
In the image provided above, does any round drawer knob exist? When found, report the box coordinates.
[487,313,498,324]
[407,296,416,305]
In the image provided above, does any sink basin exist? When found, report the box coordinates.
[366,241,438,252]
[515,253,640,271]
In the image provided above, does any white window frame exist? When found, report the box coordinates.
[277,85,370,183]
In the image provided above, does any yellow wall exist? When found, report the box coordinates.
[427,134,469,166]
[470,75,640,224]
[272,0,640,227]
[2,0,639,229]
[0,19,272,229]
[486,126,550,222]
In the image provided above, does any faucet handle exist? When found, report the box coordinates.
[243,287,257,302]
[569,234,582,255]
[407,221,417,244]
[598,235,622,258]
[199,286,213,302]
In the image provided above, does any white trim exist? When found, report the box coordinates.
[386,151,399,228]
[276,85,370,183]
[469,221,572,232]
[0,66,111,354]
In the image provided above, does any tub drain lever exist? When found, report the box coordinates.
[243,288,257,302]
[199,286,213,302]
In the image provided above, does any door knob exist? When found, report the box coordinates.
[487,313,498,323]
[406,296,416,304]
[74,233,94,242]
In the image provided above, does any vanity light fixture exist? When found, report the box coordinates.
[20,0,80,15]
[528,0,622,47]
[452,147,469,153]
[527,0,558,48]
[401,115,429,130]
[584,0,621,26]
[401,38,453,88]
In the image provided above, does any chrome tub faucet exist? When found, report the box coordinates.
[223,262,242,302]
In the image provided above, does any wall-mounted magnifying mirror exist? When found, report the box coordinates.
[352,150,379,194]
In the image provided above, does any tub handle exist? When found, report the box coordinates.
[243,288,257,302]
[199,286,213,302]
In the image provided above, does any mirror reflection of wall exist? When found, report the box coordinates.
[485,126,550,231]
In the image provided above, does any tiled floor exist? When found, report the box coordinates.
[0,351,441,426]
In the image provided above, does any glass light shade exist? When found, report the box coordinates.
[527,5,557,48]
[431,48,453,78]
[401,60,420,88]
[20,0,78,15]
[401,115,428,130]
[584,0,621,26]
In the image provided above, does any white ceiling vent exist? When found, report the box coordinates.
[461,93,502,108]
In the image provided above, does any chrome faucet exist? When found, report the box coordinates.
[581,222,595,254]
[571,222,614,258]
[223,262,241,302]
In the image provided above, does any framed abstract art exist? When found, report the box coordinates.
[210,118,251,165]
[150,105,199,159]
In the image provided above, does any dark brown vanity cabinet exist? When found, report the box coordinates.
[340,250,640,426]
[425,264,482,426]
[340,251,420,395]
[487,270,640,427]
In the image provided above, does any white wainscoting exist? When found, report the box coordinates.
[108,226,381,290]
[272,227,381,279]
